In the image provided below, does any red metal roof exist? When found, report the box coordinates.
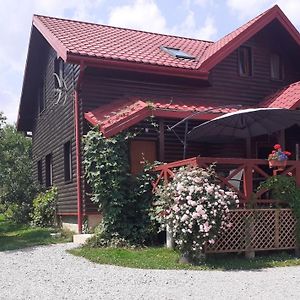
[260,81,300,109]
[32,5,300,75]
[33,15,211,71]
[85,99,241,137]
[199,5,300,71]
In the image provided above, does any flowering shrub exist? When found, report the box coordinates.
[153,165,239,257]
[268,144,291,161]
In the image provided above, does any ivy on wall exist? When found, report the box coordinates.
[83,128,155,245]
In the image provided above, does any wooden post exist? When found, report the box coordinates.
[245,212,255,259]
[243,164,253,203]
[278,129,285,149]
[296,161,300,188]
[274,209,279,248]
[159,119,165,162]
[166,225,174,249]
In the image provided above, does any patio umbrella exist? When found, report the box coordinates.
[188,108,300,141]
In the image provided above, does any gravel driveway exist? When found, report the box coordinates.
[1,243,300,300]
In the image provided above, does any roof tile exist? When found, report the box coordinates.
[260,81,300,109]
[34,15,212,70]
[84,98,241,137]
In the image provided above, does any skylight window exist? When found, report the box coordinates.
[161,46,195,59]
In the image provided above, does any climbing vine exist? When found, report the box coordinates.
[83,128,156,245]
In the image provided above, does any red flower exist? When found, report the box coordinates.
[274,144,281,150]
[284,151,292,156]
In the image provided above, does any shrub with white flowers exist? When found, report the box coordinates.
[153,165,239,257]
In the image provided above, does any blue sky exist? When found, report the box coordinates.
[1,0,300,124]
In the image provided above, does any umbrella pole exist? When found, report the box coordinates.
[246,137,251,158]
[183,120,189,159]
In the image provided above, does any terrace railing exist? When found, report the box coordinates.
[153,156,300,206]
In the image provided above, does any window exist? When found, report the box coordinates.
[37,160,43,185]
[38,87,45,113]
[45,154,53,187]
[161,46,195,59]
[54,58,64,89]
[238,46,252,76]
[270,53,284,80]
[64,141,72,182]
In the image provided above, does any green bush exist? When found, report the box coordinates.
[4,202,32,224]
[0,117,37,223]
[31,187,58,227]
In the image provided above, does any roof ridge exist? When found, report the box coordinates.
[33,14,214,44]
[198,4,296,71]
[207,5,275,50]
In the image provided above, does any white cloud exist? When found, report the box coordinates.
[195,16,217,40]
[108,0,167,33]
[226,0,272,20]
[193,0,216,7]
[0,90,19,125]
[108,0,217,40]
[171,11,217,40]
[276,0,300,27]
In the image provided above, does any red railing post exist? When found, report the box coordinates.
[243,162,253,203]
[295,161,300,188]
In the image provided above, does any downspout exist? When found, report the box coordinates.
[74,63,85,233]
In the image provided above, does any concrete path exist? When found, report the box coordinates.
[0,243,299,300]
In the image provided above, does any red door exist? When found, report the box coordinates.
[130,140,157,175]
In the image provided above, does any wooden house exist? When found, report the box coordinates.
[17,5,300,233]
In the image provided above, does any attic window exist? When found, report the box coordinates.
[270,53,284,80]
[161,47,195,59]
[238,46,252,76]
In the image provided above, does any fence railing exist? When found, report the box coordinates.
[205,209,297,253]
[153,156,300,205]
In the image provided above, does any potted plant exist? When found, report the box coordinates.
[268,144,291,171]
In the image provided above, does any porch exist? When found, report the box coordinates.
[153,157,300,255]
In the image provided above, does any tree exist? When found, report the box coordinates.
[0,111,6,127]
[0,113,36,223]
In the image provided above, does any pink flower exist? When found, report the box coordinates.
[206,186,214,193]
[196,205,205,215]
[192,212,198,219]
[172,205,179,213]
[181,214,189,222]
[203,222,210,232]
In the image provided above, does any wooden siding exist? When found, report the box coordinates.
[31,41,80,215]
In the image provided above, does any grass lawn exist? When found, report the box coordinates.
[0,215,72,251]
[69,246,300,270]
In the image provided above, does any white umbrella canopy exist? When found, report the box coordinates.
[188,108,300,141]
